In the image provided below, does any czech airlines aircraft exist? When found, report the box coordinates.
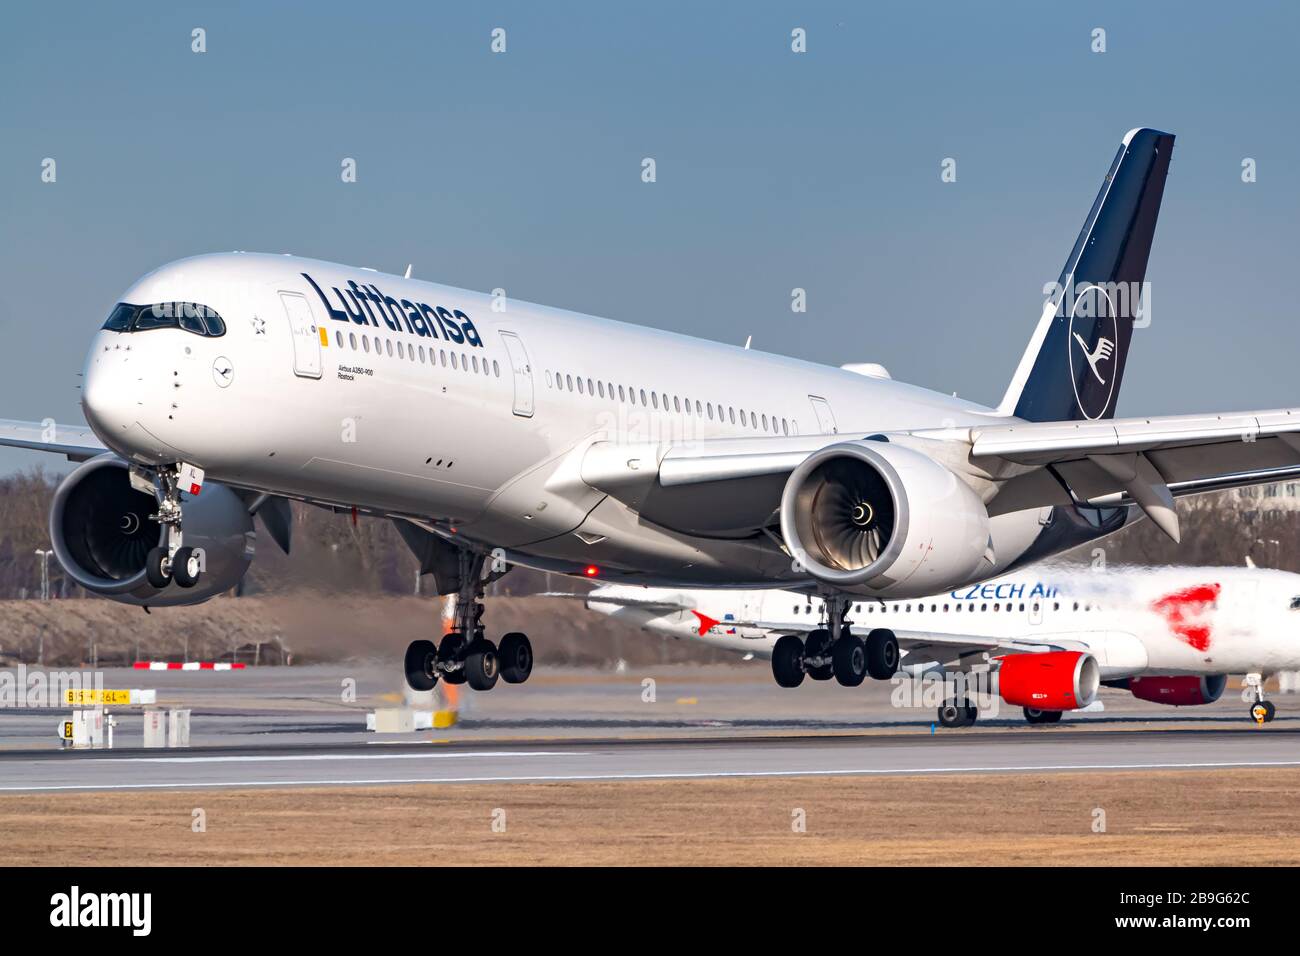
[6,127,1300,698]
[578,565,1297,726]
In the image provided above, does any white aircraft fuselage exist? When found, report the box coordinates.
[80,252,1061,590]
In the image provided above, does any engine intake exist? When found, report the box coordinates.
[49,454,255,606]
[779,440,990,594]
[998,650,1100,710]
[1128,674,1227,706]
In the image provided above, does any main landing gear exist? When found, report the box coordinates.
[1246,673,1277,724]
[938,699,979,728]
[143,464,202,590]
[404,550,533,693]
[770,594,899,689]
[938,702,1064,729]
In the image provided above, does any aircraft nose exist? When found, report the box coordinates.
[81,340,141,449]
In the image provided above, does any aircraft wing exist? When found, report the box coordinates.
[0,418,106,462]
[578,406,1300,543]
[958,407,1300,540]
[673,607,1089,665]
[967,407,1300,495]
[886,630,1091,668]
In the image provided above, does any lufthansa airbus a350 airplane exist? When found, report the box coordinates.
[6,128,1300,697]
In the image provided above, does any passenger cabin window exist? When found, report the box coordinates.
[102,302,226,337]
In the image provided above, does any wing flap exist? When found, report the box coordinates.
[970,410,1298,464]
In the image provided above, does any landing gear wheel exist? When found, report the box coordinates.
[1251,700,1276,723]
[832,634,867,687]
[939,699,978,728]
[499,632,533,684]
[804,629,833,681]
[865,629,900,680]
[771,635,806,688]
[145,546,172,589]
[438,632,467,685]
[1024,707,1063,725]
[172,546,201,588]
[464,639,499,691]
[404,639,439,692]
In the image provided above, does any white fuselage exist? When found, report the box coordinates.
[81,253,1109,590]
[585,566,1300,679]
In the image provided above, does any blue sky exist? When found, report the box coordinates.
[2,0,1298,474]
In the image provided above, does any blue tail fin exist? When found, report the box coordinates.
[1000,128,1175,422]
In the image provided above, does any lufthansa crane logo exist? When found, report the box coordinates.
[1067,283,1120,419]
[1072,332,1115,384]
[212,356,234,388]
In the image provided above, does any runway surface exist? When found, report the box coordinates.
[2,727,1297,792]
[3,663,1296,792]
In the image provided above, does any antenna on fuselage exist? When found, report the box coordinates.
[743,335,752,350]
[404,264,413,279]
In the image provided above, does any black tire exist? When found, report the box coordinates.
[1251,700,1276,723]
[865,629,900,680]
[404,639,438,692]
[172,546,201,588]
[439,632,467,685]
[804,628,833,680]
[145,546,172,589]
[1024,707,1063,725]
[464,639,499,691]
[771,635,806,688]
[832,634,867,687]
[937,700,966,728]
[499,632,533,684]
[962,704,979,727]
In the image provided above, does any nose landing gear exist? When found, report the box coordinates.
[1246,673,1277,724]
[143,463,203,590]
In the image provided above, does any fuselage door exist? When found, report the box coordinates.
[808,395,838,434]
[499,331,534,418]
[279,292,322,379]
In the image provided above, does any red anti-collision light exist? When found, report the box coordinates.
[584,565,600,577]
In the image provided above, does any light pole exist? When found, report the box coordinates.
[1256,538,1281,569]
[33,549,51,602]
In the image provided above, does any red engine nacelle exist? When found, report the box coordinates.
[998,651,1100,711]
[1128,674,1227,706]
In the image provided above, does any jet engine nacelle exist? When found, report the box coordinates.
[49,454,254,607]
[778,440,990,595]
[998,650,1101,710]
[1128,674,1227,706]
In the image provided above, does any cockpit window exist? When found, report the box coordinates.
[102,303,135,331]
[1289,597,1300,610]
[101,302,226,337]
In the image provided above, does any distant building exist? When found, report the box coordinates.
[1226,481,1300,520]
